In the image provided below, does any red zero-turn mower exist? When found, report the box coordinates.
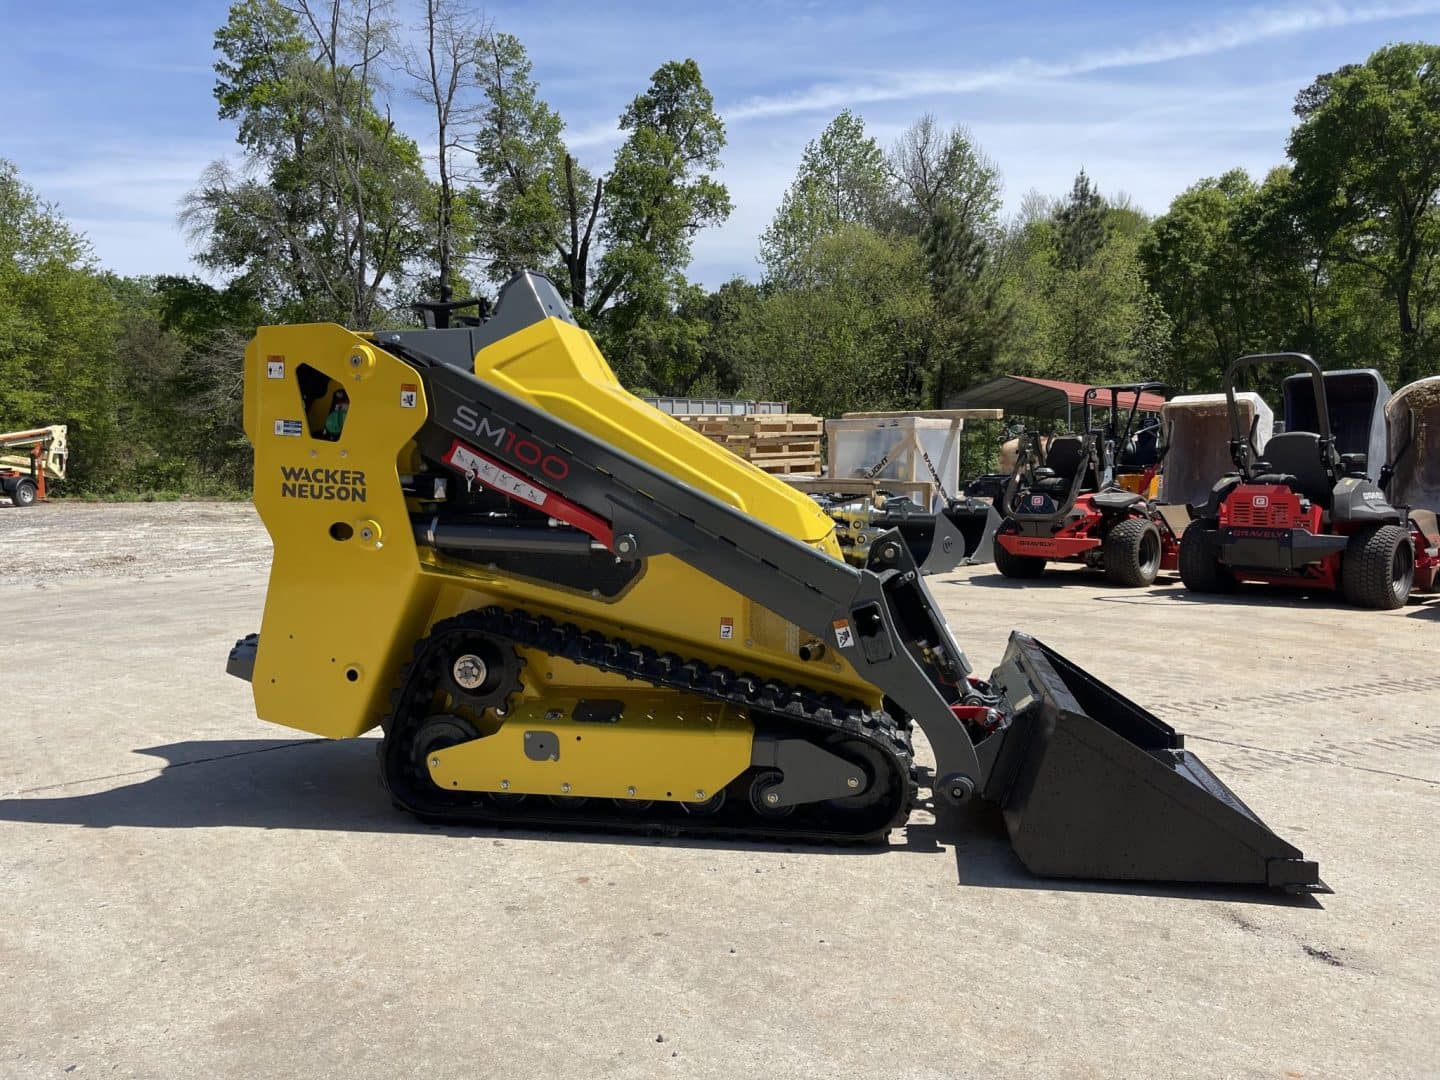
[993,383,1180,587]
[1180,353,1414,609]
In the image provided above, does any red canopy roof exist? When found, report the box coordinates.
[1013,376,1167,412]
[946,375,1166,419]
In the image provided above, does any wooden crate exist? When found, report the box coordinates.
[676,413,823,474]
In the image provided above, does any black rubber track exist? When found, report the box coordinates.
[379,607,919,843]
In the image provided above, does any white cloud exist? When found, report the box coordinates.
[14,0,1434,288]
[720,0,1440,121]
[25,141,233,220]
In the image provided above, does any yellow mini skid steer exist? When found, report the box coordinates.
[228,273,1323,891]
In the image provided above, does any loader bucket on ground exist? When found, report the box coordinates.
[982,633,1325,892]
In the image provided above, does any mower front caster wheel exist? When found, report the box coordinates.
[994,542,1045,579]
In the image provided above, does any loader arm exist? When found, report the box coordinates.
[390,339,987,800]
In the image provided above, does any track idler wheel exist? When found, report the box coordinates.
[681,789,726,815]
[411,714,480,795]
[748,770,794,818]
[547,794,591,809]
[612,797,656,813]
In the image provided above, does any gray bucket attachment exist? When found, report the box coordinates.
[884,500,1000,575]
[979,633,1326,892]
[942,500,1000,568]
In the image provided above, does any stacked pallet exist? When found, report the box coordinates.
[675,413,823,475]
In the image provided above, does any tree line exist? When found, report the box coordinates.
[1,0,1436,493]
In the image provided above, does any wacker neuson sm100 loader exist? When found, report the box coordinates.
[228,272,1323,892]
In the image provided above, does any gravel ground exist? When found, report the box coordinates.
[1,501,1437,1079]
[0,501,270,581]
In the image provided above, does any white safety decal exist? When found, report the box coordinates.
[274,419,303,437]
[833,618,855,649]
[266,357,285,379]
[719,617,735,640]
[400,383,418,408]
[447,443,547,508]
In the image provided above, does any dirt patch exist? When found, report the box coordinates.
[0,502,271,582]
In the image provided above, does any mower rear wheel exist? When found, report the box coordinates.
[994,540,1045,579]
[1178,520,1236,594]
[1103,516,1162,587]
[1341,525,1413,610]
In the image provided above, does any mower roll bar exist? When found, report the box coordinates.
[1225,353,1333,480]
[1080,381,1169,435]
[1082,382,1168,484]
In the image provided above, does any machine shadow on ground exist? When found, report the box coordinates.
[1406,598,1440,619]
[954,569,1170,592]
[0,739,899,860]
[0,740,1322,906]
[957,572,1435,615]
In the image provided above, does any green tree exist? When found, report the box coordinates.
[593,61,730,314]
[590,59,731,372]
[401,0,487,298]
[1288,42,1440,382]
[998,193,1168,391]
[888,114,1001,237]
[472,39,729,352]
[0,160,127,488]
[735,226,937,417]
[892,117,1009,404]
[185,0,433,327]
[1142,170,1269,389]
[921,205,1012,404]
[1053,169,1108,271]
[759,110,890,283]
[472,30,587,294]
[677,278,761,396]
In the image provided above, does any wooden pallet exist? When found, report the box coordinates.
[677,414,824,437]
[676,413,823,473]
[752,459,820,476]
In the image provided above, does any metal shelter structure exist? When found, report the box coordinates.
[946,376,1166,429]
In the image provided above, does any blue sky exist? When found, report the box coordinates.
[2,0,1437,288]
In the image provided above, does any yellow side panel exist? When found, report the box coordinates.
[428,694,751,801]
[240,317,883,743]
[474,318,842,553]
[243,327,437,738]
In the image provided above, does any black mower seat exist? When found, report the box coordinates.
[1036,435,1087,496]
[1255,432,1334,505]
[1092,490,1143,513]
[1044,435,1084,476]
